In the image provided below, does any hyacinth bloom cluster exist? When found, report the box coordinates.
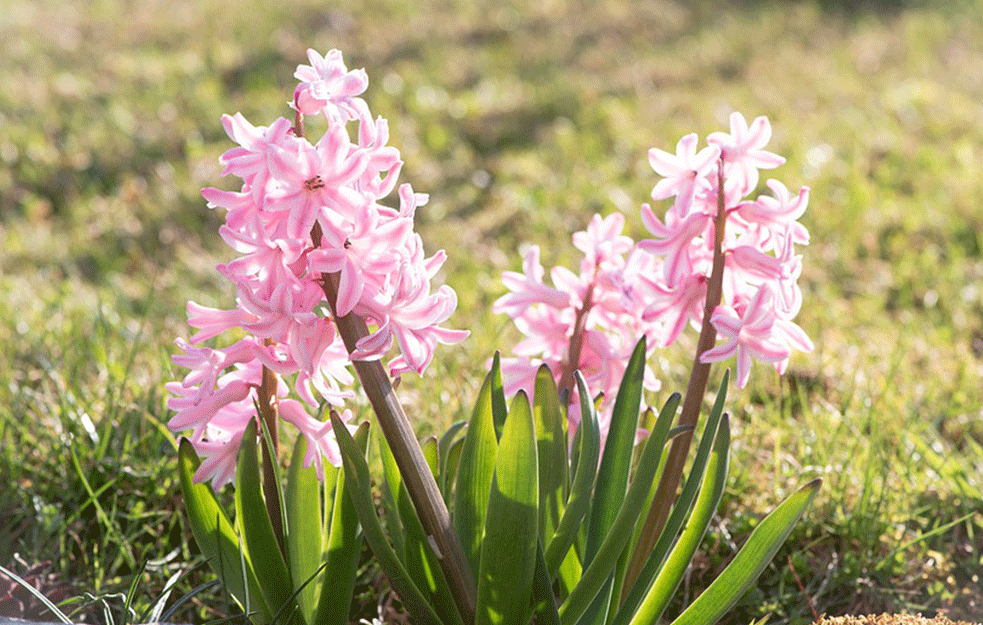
[495,113,813,436]
[167,49,467,488]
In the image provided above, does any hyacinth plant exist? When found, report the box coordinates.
[171,49,821,625]
[170,48,477,623]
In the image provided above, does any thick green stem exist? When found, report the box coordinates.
[312,223,477,624]
[623,161,729,597]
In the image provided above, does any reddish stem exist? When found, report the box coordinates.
[623,160,729,596]
[257,358,285,556]
[558,283,594,401]
[311,222,477,623]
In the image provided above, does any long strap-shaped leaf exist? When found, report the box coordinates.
[669,478,822,625]
[178,439,272,623]
[454,353,505,580]
[534,364,568,546]
[236,420,295,623]
[314,426,364,625]
[579,337,647,624]
[438,420,468,496]
[614,371,729,624]
[628,415,731,625]
[380,434,462,625]
[476,391,540,625]
[331,415,443,624]
[285,439,323,625]
[530,541,562,625]
[556,393,680,624]
[543,372,601,578]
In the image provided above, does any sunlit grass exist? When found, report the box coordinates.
[1,0,982,622]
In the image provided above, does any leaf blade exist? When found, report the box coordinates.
[476,391,539,625]
[669,478,822,625]
[331,415,443,625]
[235,420,295,622]
[177,438,271,623]
[453,353,504,580]
[285,438,323,625]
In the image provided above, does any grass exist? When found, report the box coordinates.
[1,0,982,622]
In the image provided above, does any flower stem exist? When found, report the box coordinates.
[623,160,728,597]
[257,361,286,556]
[558,283,594,401]
[311,223,477,624]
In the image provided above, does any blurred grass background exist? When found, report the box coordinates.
[1,0,982,622]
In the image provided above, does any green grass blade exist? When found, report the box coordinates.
[544,371,600,578]
[177,438,271,623]
[556,393,680,625]
[669,478,823,625]
[69,444,132,568]
[158,580,221,624]
[0,564,73,624]
[628,415,731,625]
[122,557,148,625]
[579,337,647,624]
[235,419,295,622]
[453,352,504,580]
[285,438,323,625]
[616,371,729,623]
[143,569,181,624]
[315,421,367,625]
[534,364,568,546]
[331,414,442,624]
[476,390,539,625]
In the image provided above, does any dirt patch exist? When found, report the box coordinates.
[817,614,981,625]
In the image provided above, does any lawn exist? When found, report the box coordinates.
[1,0,981,622]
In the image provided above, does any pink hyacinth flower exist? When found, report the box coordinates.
[699,285,792,388]
[708,112,785,197]
[293,49,369,120]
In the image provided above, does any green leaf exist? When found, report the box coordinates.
[544,372,600,578]
[285,438,323,625]
[579,337,647,624]
[533,364,568,546]
[557,393,680,625]
[379,432,408,562]
[438,420,469,496]
[628,415,731,625]
[443,436,465,501]
[380,434,462,625]
[616,371,730,623]
[178,439,270,622]
[422,435,439,478]
[669,478,822,625]
[530,542,562,625]
[332,415,443,624]
[320,462,339,542]
[235,420,295,622]
[314,421,366,625]
[490,353,509,440]
[454,353,504,580]
[476,390,539,625]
